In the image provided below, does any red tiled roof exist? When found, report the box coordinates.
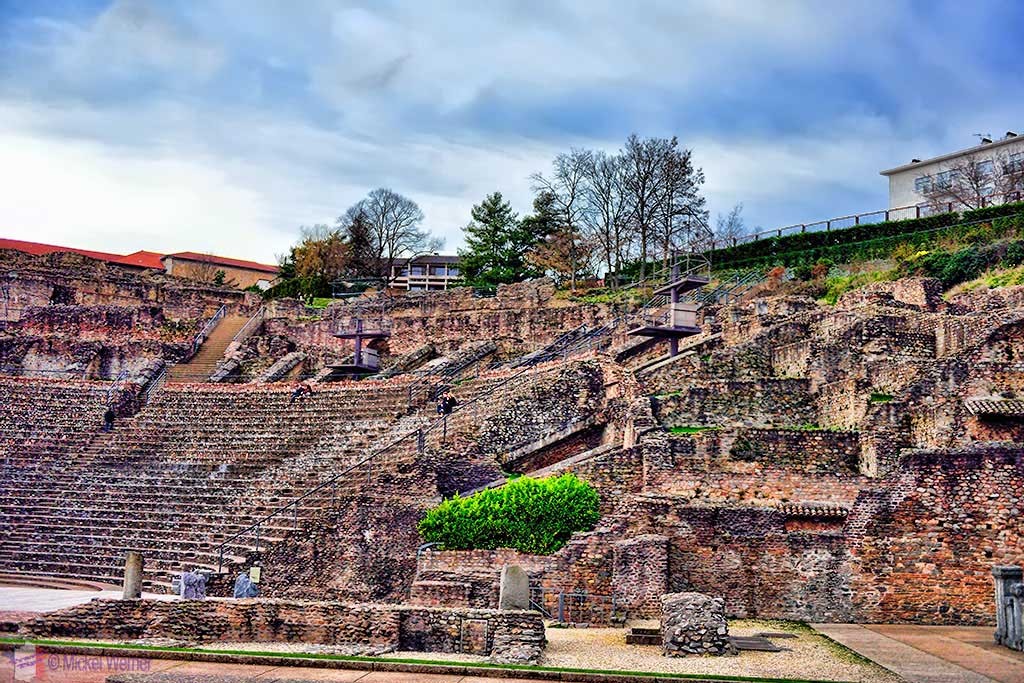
[0,237,126,263]
[116,250,166,269]
[162,251,279,274]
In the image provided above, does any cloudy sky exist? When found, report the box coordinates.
[1,0,1021,263]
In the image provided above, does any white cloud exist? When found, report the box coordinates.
[0,0,1018,261]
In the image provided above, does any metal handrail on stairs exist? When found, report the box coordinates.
[213,359,552,573]
[232,306,265,344]
[189,305,227,358]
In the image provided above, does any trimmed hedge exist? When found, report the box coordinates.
[712,207,1024,272]
[417,473,600,555]
[709,201,1024,269]
[709,213,960,267]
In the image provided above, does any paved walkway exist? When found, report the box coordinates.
[3,649,547,683]
[0,586,173,613]
[813,623,1024,683]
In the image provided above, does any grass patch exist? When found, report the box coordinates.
[957,264,1024,292]
[868,392,894,403]
[0,636,854,683]
[668,426,715,434]
[820,269,898,305]
[308,297,334,309]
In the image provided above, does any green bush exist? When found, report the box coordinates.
[913,244,1000,288]
[417,473,600,555]
[709,212,959,269]
[1006,240,1024,267]
[961,200,1024,223]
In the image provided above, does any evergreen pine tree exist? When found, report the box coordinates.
[458,192,529,289]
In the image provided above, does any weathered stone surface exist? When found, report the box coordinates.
[993,565,1023,652]
[661,592,736,657]
[122,552,143,600]
[498,565,530,611]
[20,598,546,664]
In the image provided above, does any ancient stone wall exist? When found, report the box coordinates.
[848,444,1024,625]
[651,378,815,429]
[21,598,545,662]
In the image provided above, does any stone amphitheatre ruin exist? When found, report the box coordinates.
[0,241,1022,669]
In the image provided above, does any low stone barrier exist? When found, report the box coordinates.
[20,598,545,664]
[661,592,736,657]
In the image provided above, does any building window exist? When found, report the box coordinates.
[396,267,408,277]
[914,175,932,194]
[976,160,994,177]
[1007,152,1024,174]
[934,170,958,189]
[429,265,446,277]
[410,265,425,276]
[447,266,460,276]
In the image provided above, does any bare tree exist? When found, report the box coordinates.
[924,151,1024,212]
[714,203,748,247]
[657,139,707,270]
[344,188,442,285]
[530,149,593,290]
[582,151,632,286]
[620,135,672,281]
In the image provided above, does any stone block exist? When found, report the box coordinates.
[994,565,1023,652]
[499,565,530,611]
[122,551,143,600]
[661,592,736,657]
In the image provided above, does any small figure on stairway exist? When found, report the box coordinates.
[436,393,457,415]
[101,406,115,432]
[289,382,313,404]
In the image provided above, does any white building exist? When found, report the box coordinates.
[880,132,1024,211]
[389,255,462,291]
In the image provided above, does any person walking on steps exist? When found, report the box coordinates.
[101,406,115,432]
[289,382,313,404]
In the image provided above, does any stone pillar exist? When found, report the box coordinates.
[122,551,144,600]
[613,535,669,617]
[661,592,736,656]
[498,565,530,610]
[993,565,1023,652]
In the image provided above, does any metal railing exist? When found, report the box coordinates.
[138,365,169,406]
[231,306,265,344]
[104,370,129,404]
[189,305,227,357]
[212,359,554,573]
[715,190,1024,250]
[529,586,619,624]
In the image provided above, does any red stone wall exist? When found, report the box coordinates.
[848,444,1024,625]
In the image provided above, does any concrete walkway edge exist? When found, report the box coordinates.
[811,624,996,683]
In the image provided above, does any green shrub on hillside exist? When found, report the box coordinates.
[417,473,600,555]
[709,201,1024,272]
[709,212,961,268]
[914,244,999,288]
[1005,240,1024,267]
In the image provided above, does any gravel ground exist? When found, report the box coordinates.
[539,619,903,682]
[61,619,903,682]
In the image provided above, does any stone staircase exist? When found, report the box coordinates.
[167,314,249,383]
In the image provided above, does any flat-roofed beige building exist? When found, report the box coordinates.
[881,132,1024,211]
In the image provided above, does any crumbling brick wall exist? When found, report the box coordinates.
[848,444,1024,625]
[21,598,545,662]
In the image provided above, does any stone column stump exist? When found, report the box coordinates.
[499,565,530,611]
[661,592,736,656]
[122,551,144,600]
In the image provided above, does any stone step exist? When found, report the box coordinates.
[729,636,784,652]
[630,627,661,636]
[625,633,661,646]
